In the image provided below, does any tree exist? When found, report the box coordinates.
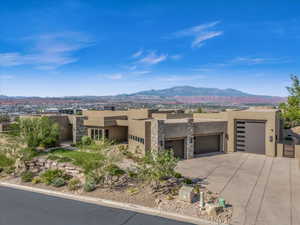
[196,107,203,113]
[280,75,300,128]
[0,114,10,123]
[19,117,60,148]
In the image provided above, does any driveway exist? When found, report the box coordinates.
[176,153,300,225]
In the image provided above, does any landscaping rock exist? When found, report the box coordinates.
[206,203,223,217]
[178,185,195,203]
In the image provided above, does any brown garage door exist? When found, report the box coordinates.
[235,120,265,155]
[165,139,184,159]
[194,135,220,154]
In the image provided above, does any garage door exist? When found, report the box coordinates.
[235,120,265,154]
[165,139,184,159]
[194,135,220,154]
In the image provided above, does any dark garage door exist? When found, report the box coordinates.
[194,135,220,154]
[235,120,265,155]
[165,139,184,159]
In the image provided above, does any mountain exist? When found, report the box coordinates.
[127,86,259,97]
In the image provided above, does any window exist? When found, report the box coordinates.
[105,129,109,139]
[91,129,95,139]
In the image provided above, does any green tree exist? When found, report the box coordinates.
[0,114,10,123]
[196,107,203,113]
[280,75,300,128]
[19,117,60,148]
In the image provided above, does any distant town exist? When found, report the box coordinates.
[0,86,285,116]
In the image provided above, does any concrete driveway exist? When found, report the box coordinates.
[176,153,300,225]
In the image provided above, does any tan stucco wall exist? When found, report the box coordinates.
[194,110,280,157]
[128,119,147,154]
[295,145,300,159]
[277,143,284,157]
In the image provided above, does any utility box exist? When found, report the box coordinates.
[178,185,194,203]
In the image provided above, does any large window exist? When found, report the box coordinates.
[90,128,103,140]
[128,134,144,144]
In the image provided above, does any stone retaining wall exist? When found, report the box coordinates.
[26,157,84,180]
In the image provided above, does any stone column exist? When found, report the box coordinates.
[151,119,165,153]
[101,129,105,140]
[185,118,194,159]
[72,116,87,144]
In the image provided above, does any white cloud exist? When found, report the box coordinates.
[139,51,168,65]
[131,70,151,75]
[173,21,223,48]
[132,49,143,58]
[0,31,93,69]
[231,57,270,65]
[105,73,123,80]
[192,31,223,48]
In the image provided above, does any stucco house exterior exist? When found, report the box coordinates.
[18,107,286,159]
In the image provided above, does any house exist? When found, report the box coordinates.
[19,107,285,159]
[77,107,282,158]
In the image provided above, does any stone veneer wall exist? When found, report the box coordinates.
[72,116,87,144]
[185,119,194,159]
[151,120,165,152]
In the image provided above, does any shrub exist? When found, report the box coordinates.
[0,153,15,168]
[32,177,42,184]
[3,166,15,174]
[40,169,64,185]
[83,176,96,192]
[174,172,182,179]
[137,150,178,188]
[51,177,66,187]
[21,171,34,182]
[107,164,125,177]
[81,136,92,146]
[67,178,82,191]
[183,178,193,185]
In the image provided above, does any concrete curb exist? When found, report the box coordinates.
[0,181,228,225]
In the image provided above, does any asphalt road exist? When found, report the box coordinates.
[0,186,195,225]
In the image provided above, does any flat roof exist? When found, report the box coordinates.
[163,118,227,124]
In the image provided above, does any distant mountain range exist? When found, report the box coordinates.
[0,86,286,105]
[125,86,265,97]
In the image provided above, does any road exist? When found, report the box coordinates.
[0,186,194,225]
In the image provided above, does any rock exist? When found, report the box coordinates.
[206,203,223,217]
[178,185,195,203]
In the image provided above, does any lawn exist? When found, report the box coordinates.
[47,149,104,172]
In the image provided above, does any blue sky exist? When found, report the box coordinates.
[0,0,299,97]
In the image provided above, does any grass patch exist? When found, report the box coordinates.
[48,149,104,172]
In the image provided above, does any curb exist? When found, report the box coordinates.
[0,181,227,225]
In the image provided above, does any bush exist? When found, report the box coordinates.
[40,169,64,185]
[81,136,92,146]
[21,171,34,182]
[32,177,42,184]
[0,153,15,168]
[137,150,178,188]
[51,177,66,187]
[183,178,193,185]
[83,177,96,192]
[3,166,15,174]
[174,172,182,179]
[67,178,82,191]
[107,164,125,177]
